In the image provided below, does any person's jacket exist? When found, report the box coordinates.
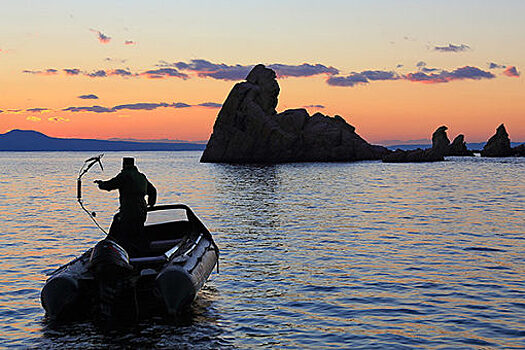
[98,166,157,221]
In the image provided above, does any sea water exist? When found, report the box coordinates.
[0,151,523,349]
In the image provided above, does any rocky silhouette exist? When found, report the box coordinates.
[481,124,514,157]
[513,144,525,157]
[383,126,450,162]
[200,64,389,163]
[0,129,205,151]
[448,135,474,156]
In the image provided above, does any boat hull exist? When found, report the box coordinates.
[41,204,219,323]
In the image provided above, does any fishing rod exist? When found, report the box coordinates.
[77,154,108,235]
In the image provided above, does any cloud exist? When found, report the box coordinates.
[62,101,221,113]
[421,67,439,73]
[169,59,339,81]
[22,69,58,75]
[171,59,252,80]
[63,68,81,75]
[201,66,252,81]
[326,70,399,87]
[109,69,134,77]
[172,102,191,108]
[112,102,171,111]
[26,116,41,122]
[90,29,111,44]
[87,70,107,78]
[361,70,399,81]
[0,110,3,113]
[124,40,136,45]
[416,61,426,68]
[434,43,470,53]
[26,108,48,113]
[326,74,369,87]
[404,66,495,83]
[104,57,128,64]
[304,104,325,109]
[196,102,222,108]
[503,66,520,77]
[141,68,189,79]
[489,62,506,69]
[78,94,99,99]
[48,116,70,122]
[63,106,114,113]
[268,63,339,78]
[396,64,404,68]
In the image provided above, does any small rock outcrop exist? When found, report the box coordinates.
[481,124,513,157]
[447,135,474,156]
[382,126,449,163]
[513,144,525,157]
[200,64,389,163]
[432,126,450,155]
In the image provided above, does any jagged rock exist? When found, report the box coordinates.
[432,126,450,155]
[382,126,449,163]
[200,64,390,163]
[447,134,474,156]
[512,143,525,157]
[481,124,513,157]
[382,148,443,163]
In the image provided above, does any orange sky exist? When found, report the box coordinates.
[0,1,523,144]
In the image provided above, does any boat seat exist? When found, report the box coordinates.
[149,239,183,251]
[130,255,166,267]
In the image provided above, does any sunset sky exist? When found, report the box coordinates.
[1,0,523,144]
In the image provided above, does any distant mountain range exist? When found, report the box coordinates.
[0,130,206,151]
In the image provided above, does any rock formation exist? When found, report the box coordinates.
[382,126,450,163]
[447,135,474,156]
[200,64,389,163]
[513,143,525,157]
[432,126,450,155]
[481,124,513,157]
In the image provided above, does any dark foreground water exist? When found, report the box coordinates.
[0,151,524,349]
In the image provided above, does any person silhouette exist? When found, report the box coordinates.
[95,157,157,256]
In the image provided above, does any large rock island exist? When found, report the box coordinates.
[200,64,389,163]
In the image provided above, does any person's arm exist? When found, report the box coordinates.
[146,180,157,207]
[95,173,122,191]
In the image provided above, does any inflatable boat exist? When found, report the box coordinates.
[41,204,219,324]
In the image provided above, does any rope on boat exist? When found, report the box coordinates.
[77,154,108,235]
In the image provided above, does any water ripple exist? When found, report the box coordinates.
[0,152,523,348]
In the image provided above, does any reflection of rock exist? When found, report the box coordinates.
[448,135,474,156]
[383,126,449,163]
[200,64,389,163]
[481,124,513,157]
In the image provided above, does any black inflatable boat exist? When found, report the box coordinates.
[41,204,219,323]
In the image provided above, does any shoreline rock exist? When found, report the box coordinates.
[383,126,449,163]
[481,124,514,157]
[448,134,474,156]
[200,64,390,163]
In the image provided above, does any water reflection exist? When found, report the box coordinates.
[0,152,524,348]
[38,285,234,349]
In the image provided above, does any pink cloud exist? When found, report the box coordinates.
[503,66,520,78]
[90,29,111,44]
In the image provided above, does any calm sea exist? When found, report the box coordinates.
[0,151,523,349]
